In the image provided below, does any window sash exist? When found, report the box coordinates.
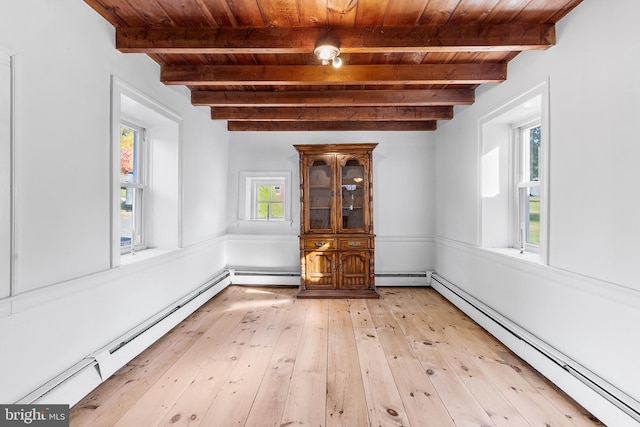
[514,121,541,252]
[119,122,147,253]
[253,181,285,220]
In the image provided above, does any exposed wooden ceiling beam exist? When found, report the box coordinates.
[192,88,475,107]
[210,106,452,121]
[117,24,555,54]
[162,64,506,86]
[228,121,437,132]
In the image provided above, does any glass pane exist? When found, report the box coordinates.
[257,201,269,219]
[271,185,284,202]
[120,125,139,183]
[528,125,540,182]
[270,202,284,219]
[341,160,364,230]
[525,124,540,246]
[528,193,540,244]
[257,185,270,201]
[309,161,331,186]
[120,186,134,248]
[308,161,331,230]
[121,187,143,249]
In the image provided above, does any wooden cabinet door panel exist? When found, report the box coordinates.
[305,251,336,290]
[338,252,369,290]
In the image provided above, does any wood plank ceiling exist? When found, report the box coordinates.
[84,0,583,132]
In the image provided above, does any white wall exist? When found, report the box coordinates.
[3,1,636,421]
[225,131,436,274]
[434,0,640,421]
[0,0,229,403]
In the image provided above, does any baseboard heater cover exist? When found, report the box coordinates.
[17,270,231,406]
[108,271,230,357]
[430,273,640,426]
[233,270,300,277]
[229,268,300,286]
[229,269,433,287]
[375,271,432,286]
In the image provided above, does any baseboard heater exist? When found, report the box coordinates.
[229,269,300,286]
[17,270,231,406]
[375,271,432,286]
[230,269,432,287]
[430,273,640,425]
[107,271,230,356]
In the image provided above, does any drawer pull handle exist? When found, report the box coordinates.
[314,241,327,247]
[348,241,361,246]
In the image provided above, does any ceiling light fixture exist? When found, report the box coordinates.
[314,44,342,68]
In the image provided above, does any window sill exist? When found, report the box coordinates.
[120,247,176,266]
[484,247,540,264]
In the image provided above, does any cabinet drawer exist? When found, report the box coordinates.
[338,237,371,249]
[304,238,336,250]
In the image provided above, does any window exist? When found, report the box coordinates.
[255,179,285,220]
[111,77,181,266]
[120,121,146,253]
[515,121,541,251]
[480,81,548,262]
[239,172,291,222]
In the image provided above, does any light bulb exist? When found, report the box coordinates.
[318,47,332,60]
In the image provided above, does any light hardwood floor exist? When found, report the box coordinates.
[70,286,603,427]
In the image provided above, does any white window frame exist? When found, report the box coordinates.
[111,76,182,267]
[239,171,292,222]
[479,80,549,264]
[119,120,148,254]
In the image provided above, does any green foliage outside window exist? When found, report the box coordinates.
[257,185,284,219]
[529,125,540,181]
[527,125,541,245]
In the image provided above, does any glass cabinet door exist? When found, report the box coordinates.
[339,157,366,231]
[306,158,333,232]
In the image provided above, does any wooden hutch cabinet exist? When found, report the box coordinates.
[294,143,378,298]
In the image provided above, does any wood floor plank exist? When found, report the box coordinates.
[195,289,296,426]
[389,294,497,426]
[279,299,329,426]
[402,291,530,427]
[326,299,369,427]
[153,289,290,426]
[377,326,457,426]
[69,286,603,427]
[112,289,275,426]
[366,299,456,426]
[446,322,597,426]
[348,298,375,328]
[242,291,308,427]
[70,286,244,427]
[351,318,410,426]
[407,288,591,426]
